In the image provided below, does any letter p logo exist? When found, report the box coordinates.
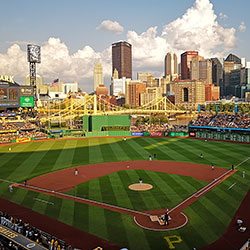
[164,235,182,249]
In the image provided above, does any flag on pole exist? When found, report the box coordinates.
[52,78,59,86]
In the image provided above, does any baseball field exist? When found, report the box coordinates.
[0,136,249,250]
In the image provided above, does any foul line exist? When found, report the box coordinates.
[227,183,236,190]
[169,168,232,213]
[235,156,250,168]
[169,155,250,214]
[0,178,16,184]
[17,184,150,217]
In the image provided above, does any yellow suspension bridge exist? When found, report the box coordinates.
[36,94,196,123]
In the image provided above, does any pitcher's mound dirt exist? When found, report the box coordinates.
[129,183,153,191]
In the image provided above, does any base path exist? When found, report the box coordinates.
[15,161,235,231]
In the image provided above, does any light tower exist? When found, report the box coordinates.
[27,44,41,108]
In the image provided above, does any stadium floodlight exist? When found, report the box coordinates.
[27,44,41,63]
[27,44,41,110]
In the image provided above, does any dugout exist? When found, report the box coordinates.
[83,115,130,132]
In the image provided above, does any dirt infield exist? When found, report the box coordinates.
[15,160,235,232]
[24,161,228,191]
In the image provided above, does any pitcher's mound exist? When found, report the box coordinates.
[129,183,153,191]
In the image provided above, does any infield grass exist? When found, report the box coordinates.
[0,137,249,250]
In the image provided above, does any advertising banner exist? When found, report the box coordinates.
[33,137,48,140]
[131,132,144,136]
[0,88,7,99]
[16,138,31,143]
[143,131,150,136]
[0,130,17,134]
[49,129,63,133]
[150,131,163,137]
[189,132,196,137]
[0,113,16,117]
[20,87,34,96]
[167,132,189,137]
[20,96,34,107]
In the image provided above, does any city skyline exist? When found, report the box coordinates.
[0,0,249,92]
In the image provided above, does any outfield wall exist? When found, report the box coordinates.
[83,115,130,132]
[189,126,250,143]
[85,131,131,137]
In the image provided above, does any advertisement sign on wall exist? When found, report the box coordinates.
[49,130,63,133]
[189,132,196,137]
[131,132,144,136]
[150,131,163,137]
[167,132,189,137]
[16,138,31,143]
[20,96,34,107]
[20,87,34,96]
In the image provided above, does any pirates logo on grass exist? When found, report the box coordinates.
[164,235,182,249]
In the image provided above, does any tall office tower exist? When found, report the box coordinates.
[181,51,199,80]
[146,76,159,87]
[211,58,223,87]
[137,72,154,83]
[199,59,212,84]
[190,57,201,80]
[225,54,241,69]
[241,63,250,99]
[112,41,132,79]
[164,52,177,77]
[223,54,242,97]
[94,60,103,91]
[125,80,146,106]
[174,79,205,109]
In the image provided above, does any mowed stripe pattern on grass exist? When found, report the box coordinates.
[0,137,249,250]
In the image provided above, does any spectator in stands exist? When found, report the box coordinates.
[191,113,250,129]
[0,210,69,249]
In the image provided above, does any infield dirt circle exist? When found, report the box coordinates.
[129,183,153,191]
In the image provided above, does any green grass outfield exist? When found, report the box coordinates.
[0,137,249,250]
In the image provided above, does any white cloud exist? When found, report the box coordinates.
[96,20,124,34]
[0,38,111,92]
[129,0,236,71]
[0,0,238,92]
[219,12,228,20]
[239,21,246,32]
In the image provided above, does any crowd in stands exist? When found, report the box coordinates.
[0,211,70,250]
[130,123,188,132]
[191,113,250,129]
[0,121,47,143]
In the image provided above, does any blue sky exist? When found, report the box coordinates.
[0,0,249,92]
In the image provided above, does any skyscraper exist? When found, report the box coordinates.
[112,41,132,79]
[181,51,199,80]
[199,59,212,84]
[164,52,177,77]
[94,60,103,91]
[211,58,223,87]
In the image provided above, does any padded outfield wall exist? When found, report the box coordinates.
[83,115,130,132]
[189,125,250,143]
